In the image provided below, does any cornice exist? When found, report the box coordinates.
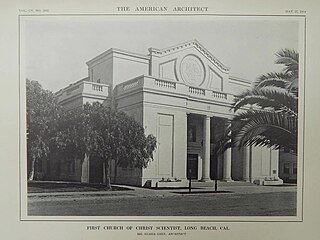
[86,48,149,66]
[229,75,252,85]
[149,39,230,73]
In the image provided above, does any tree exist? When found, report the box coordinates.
[68,102,157,190]
[26,79,61,180]
[253,49,299,94]
[221,49,298,154]
[50,107,87,177]
[26,80,157,186]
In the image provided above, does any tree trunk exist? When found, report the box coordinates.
[103,161,112,190]
[114,159,118,183]
[28,157,35,181]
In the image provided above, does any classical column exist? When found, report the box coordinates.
[223,122,233,182]
[81,154,89,183]
[201,115,211,182]
[242,146,251,182]
[102,162,106,185]
[223,147,233,181]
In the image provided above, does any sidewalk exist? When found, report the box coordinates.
[28,181,297,199]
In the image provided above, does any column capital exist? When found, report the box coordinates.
[203,114,213,119]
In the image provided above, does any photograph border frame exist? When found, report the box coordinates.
[18,12,306,223]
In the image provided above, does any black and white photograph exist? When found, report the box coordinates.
[3,1,320,240]
[21,14,303,218]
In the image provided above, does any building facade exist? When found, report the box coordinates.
[53,40,283,187]
[279,151,297,183]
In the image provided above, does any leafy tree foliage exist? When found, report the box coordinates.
[50,107,87,176]
[47,102,156,189]
[81,102,157,189]
[26,79,61,180]
[27,80,157,186]
[220,49,298,154]
[254,49,299,94]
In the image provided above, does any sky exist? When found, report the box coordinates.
[21,15,301,92]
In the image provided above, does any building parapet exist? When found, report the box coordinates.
[116,75,232,102]
[56,80,110,104]
[86,48,150,67]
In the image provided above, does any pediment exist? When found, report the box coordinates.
[149,40,230,91]
[149,39,230,73]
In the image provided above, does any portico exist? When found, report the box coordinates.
[186,114,234,183]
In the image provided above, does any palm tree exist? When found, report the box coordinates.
[254,49,299,94]
[227,49,298,154]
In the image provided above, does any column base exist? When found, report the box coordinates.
[200,178,212,182]
[242,178,250,182]
[221,178,234,182]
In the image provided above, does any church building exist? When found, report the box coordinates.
[54,40,283,187]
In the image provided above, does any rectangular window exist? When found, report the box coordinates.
[37,160,42,172]
[158,114,174,176]
[68,161,75,174]
[187,125,196,142]
[210,125,215,143]
[293,163,297,175]
[72,160,75,173]
[283,163,290,174]
[47,160,50,175]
